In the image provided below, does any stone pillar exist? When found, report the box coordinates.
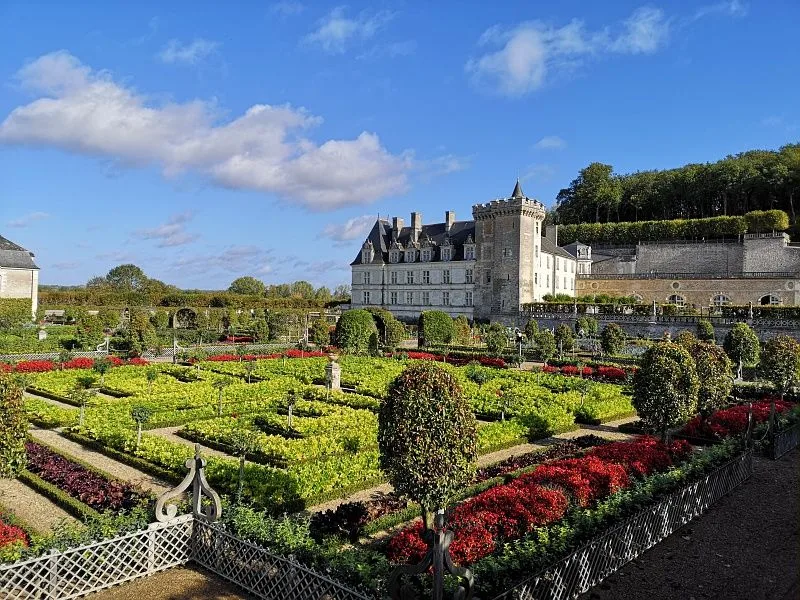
[326,359,341,391]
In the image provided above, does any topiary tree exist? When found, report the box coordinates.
[70,384,96,427]
[130,405,152,452]
[335,309,377,354]
[696,320,715,343]
[533,330,556,364]
[674,330,698,349]
[0,372,27,477]
[92,356,112,386]
[228,427,259,504]
[759,335,800,395]
[213,377,233,416]
[632,342,699,439]
[484,323,508,355]
[690,342,733,417]
[600,323,626,356]
[723,322,760,379]
[554,324,575,357]
[58,349,74,369]
[453,315,472,345]
[378,362,477,530]
[252,317,270,343]
[244,360,256,383]
[524,318,539,344]
[310,318,331,347]
[145,367,158,399]
[417,311,455,347]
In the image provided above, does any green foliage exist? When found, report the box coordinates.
[417,310,455,347]
[310,318,331,347]
[575,316,598,336]
[126,309,157,356]
[366,308,406,347]
[0,372,28,477]
[151,310,170,330]
[690,342,733,416]
[130,405,153,425]
[600,323,626,355]
[557,215,750,245]
[723,323,760,366]
[554,324,575,356]
[745,209,790,233]
[335,309,377,354]
[674,330,698,349]
[533,330,556,363]
[103,264,149,291]
[524,318,539,342]
[378,363,477,515]
[633,342,699,437]
[75,314,104,350]
[228,276,266,296]
[453,315,472,346]
[0,299,33,328]
[696,320,715,342]
[252,318,270,342]
[484,323,508,355]
[759,335,800,392]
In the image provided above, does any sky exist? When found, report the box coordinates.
[1,1,798,290]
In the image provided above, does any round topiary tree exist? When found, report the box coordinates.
[674,330,698,349]
[310,318,331,347]
[696,320,715,343]
[759,335,800,395]
[524,318,539,343]
[554,324,575,357]
[417,310,455,347]
[632,342,699,439]
[378,362,477,530]
[335,309,377,354]
[534,330,556,364]
[483,322,508,355]
[690,341,733,417]
[600,323,626,356]
[0,372,27,477]
[723,322,760,379]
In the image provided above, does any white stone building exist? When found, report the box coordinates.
[0,235,39,317]
[350,182,578,321]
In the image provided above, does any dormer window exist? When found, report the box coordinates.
[405,249,416,262]
[441,247,452,261]
[361,239,374,264]
[390,250,399,263]
[464,245,475,261]
[421,249,432,262]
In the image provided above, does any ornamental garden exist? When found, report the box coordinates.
[0,308,798,598]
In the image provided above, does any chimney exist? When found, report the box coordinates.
[392,216,404,240]
[411,212,422,243]
[445,211,456,232]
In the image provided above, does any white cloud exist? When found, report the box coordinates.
[271,2,305,16]
[0,51,410,210]
[158,38,220,65]
[135,211,199,247]
[534,135,567,150]
[466,7,670,96]
[323,214,376,243]
[171,245,274,276]
[7,211,50,228]
[304,6,394,54]
[692,0,748,21]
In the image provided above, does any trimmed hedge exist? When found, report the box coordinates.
[417,311,455,347]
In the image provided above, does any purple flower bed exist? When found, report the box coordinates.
[25,442,146,513]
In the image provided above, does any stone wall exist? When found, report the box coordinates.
[0,267,38,316]
[636,241,743,274]
[742,233,800,272]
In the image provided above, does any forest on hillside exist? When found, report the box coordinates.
[554,144,800,226]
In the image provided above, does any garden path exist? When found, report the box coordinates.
[27,428,171,495]
[147,426,234,460]
[23,390,76,411]
[0,478,77,534]
[88,565,252,600]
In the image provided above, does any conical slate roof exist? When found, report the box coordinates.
[511,179,524,199]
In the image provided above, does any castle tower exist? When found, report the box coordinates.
[472,180,546,319]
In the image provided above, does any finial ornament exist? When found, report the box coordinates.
[155,443,222,523]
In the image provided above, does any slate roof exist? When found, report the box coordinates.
[561,241,590,258]
[541,236,575,260]
[0,235,39,269]
[351,219,476,265]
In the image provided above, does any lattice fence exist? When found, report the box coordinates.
[772,423,800,459]
[0,350,109,363]
[0,514,193,600]
[491,450,753,600]
[191,521,371,600]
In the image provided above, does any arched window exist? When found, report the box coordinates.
[667,294,685,307]
[760,294,781,306]
[712,294,731,306]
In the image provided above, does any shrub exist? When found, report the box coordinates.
[690,342,733,416]
[600,323,626,355]
[696,320,715,342]
[484,323,508,355]
[723,323,760,378]
[759,335,800,393]
[674,330,698,349]
[335,310,377,354]
[310,318,331,347]
[453,316,472,346]
[0,299,32,329]
[533,330,556,364]
[378,363,477,527]
[632,342,699,438]
[524,318,538,342]
[554,324,575,356]
[0,373,27,477]
[417,311,455,347]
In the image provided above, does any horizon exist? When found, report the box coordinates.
[2,1,798,289]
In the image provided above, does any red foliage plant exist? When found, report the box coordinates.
[127,357,150,366]
[13,360,55,373]
[62,357,94,370]
[681,399,793,439]
[0,522,27,549]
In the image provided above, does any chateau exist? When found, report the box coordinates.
[0,235,39,316]
[350,182,578,321]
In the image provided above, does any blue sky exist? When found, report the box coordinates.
[1,1,798,290]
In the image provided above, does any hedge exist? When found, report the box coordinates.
[0,299,32,329]
[417,311,456,347]
[17,469,100,522]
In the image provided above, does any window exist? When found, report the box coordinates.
[503,248,511,258]
[407,271,414,284]
[546,274,550,287]
[442,291,450,306]
[712,294,731,306]
[534,273,538,284]
[535,246,539,257]
[667,294,686,307]
[556,257,559,270]
[363,291,370,304]
[363,272,371,285]
[535,223,539,235]
[421,249,431,262]
[486,272,491,283]
[361,250,371,263]
[555,276,559,288]
[564,277,567,289]
[442,247,451,261]
[465,269,473,283]
[422,291,430,305]
[464,246,475,260]
[760,294,781,305]
[390,291,397,305]
[443,270,451,284]
[465,291,473,306]
[390,271,397,284]
[422,270,431,284]
[406,250,415,262]
[390,251,399,263]
[571,261,574,273]
[406,291,414,305]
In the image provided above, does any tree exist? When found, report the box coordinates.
[70,385,96,427]
[145,367,158,399]
[92,357,112,386]
[600,323,626,356]
[696,320,715,343]
[252,318,270,343]
[674,330,698,349]
[335,309,377,354]
[534,330,556,364]
[632,342,699,439]
[104,264,149,291]
[130,405,152,452]
[690,342,733,417]
[759,335,800,394]
[333,284,351,300]
[213,378,233,416]
[0,372,27,477]
[723,323,760,379]
[310,318,330,347]
[75,313,104,350]
[453,315,472,345]
[228,427,259,505]
[524,318,539,343]
[418,311,455,347]
[554,324,575,357]
[127,309,157,356]
[151,310,170,330]
[228,276,266,296]
[244,360,256,384]
[484,323,508,354]
[378,363,477,530]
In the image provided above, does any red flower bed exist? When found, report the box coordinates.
[284,349,326,358]
[0,363,11,373]
[63,357,94,369]
[127,357,150,366]
[542,364,629,382]
[561,365,594,377]
[542,364,560,374]
[206,354,240,362]
[25,442,144,512]
[14,360,55,373]
[588,437,691,477]
[681,399,793,440]
[108,356,125,366]
[521,456,629,507]
[0,521,27,550]
[392,352,506,368]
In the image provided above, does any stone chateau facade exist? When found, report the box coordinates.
[0,235,39,317]
[350,182,578,321]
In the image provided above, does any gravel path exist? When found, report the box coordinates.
[580,449,800,600]
[24,390,77,411]
[27,428,171,495]
[87,566,252,600]
[0,478,77,534]
[148,426,233,460]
